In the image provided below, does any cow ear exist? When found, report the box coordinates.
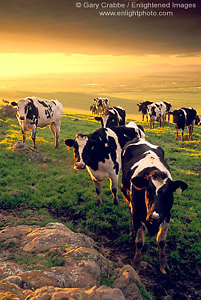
[64,139,75,148]
[131,176,147,190]
[11,102,18,107]
[95,117,102,122]
[171,180,188,194]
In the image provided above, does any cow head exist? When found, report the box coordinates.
[131,172,188,230]
[95,112,118,128]
[195,115,201,126]
[171,110,185,125]
[11,98,37,121]
[137,103,142,112]
[94,98,103,107]
[65,134,89,170]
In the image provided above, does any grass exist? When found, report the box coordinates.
[0,109,200,279]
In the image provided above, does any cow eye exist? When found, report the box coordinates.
[111,119,115,122]
[29,106,32,111]
[91,145,95,151]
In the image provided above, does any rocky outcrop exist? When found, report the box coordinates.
[0,222,147,299]
[12,141,49,162]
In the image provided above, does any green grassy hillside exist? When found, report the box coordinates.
[0,111,200,278]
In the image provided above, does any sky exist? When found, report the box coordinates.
[0,0,201,76]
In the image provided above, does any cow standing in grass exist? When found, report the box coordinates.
[137,101,153,122]
[11,97,63,149]
[90,104,97,115]
[163,101,172,122]
[170,107,197,141]
[95,106,126,128]
[121,138,188,274]
[147,102,166,129]
[64,123,144,207]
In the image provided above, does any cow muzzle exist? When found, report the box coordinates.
[147,211,161,223]
[74,162,86,170]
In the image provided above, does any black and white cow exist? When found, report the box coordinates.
[90,104,98,115]
[163,101,172,122]
[195,115,201,126]
[147,102,166,129]
[170,107,197,141]
[121,138,188,274]
[94,98,110,115]
[137,101,153,122]
[95,106,126,128]
[11,97,63,149]
[64,123,144,208]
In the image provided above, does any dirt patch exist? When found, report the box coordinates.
[0,208,200,300]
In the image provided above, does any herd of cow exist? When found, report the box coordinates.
[137,100,200,141]
[11,96,201,274]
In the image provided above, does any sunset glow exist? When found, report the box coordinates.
[0,53,200,77]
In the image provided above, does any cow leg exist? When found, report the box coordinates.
[188,125,193,140]
[181,129,184,141]
[129,205,134,235]
[50,123,60,148]
[93,180,102,207]
[175,128,178,140]
[133,225,144,271]
[21,129,26,144]
[31,127,37,149]
[156,221,169,274]
[109,176,119,206]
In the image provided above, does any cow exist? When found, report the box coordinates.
[195,115,201,126]
[11,97,63,149]
[163,101,172,122]
[147,102,166,129]
[94,98,110,115]
[169,107,197,141]
[94,106,126,128]
[90,104,97,115]
[64,123,144,208]
[137,101,153,122]
[121,138,188,274]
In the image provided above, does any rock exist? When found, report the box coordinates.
[95,285,126,300]
[2,264,99,289]
[25,285,126,300]
[0,222,146,299]
[22,222,95,252]
[0,282,30,300]
[0,262,24,279]
[12,141,49,162]
[113,265,143,300]
[64,246,113,277]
